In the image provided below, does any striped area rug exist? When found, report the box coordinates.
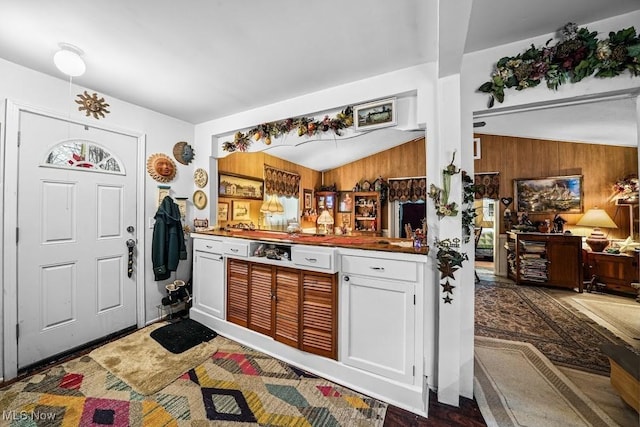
[0,335,387,426]
[474,336,617,427]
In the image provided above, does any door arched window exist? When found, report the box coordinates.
[43,140,124,174]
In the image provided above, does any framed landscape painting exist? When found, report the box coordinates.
[218,172,264,200]
[514,175,583,214]
[353,98,396,131]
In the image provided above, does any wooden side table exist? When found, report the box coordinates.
[584,249,640,297]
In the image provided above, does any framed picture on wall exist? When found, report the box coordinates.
[338,191,353,212]
[514,175,583,214]
[217,202,229,221]
[303,189,313,210]
[353,98,397,131]
[219,172,264,200]
[232,200,252,221]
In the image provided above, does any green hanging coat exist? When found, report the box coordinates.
[152,196,187,281]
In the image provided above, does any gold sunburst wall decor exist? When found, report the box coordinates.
[76,90,111,119]
[147,153,177,183]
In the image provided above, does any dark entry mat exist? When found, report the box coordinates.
[150,318,217,354]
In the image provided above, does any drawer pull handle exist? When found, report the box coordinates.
[230,248,239,252]
[304,257,318,263]
[370,266,385,271]
[205,245,213,249]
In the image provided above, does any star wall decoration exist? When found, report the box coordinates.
[440,281,455,294]
[443,295,453,304]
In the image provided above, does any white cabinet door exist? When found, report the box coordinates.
[340,274,415,383]
[193,249,225,319]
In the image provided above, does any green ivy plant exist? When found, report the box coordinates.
[478,23,640,107]
[461,171,477,243]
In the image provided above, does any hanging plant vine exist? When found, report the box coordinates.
[435,238,468,304]
[478,22,640,107]
[428,152,461,218]
[461,171,477,243]
[222,106,354,152]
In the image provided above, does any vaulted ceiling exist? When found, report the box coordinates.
[1,0,637,124]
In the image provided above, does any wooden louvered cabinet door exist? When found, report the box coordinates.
[248,264,273,336]
[227,259,249,327]
[301,272,337,360]
[273,267,301,348]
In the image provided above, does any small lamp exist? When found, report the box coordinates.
[317,210,334,234]
[260,194,284,229]
[576,207,618,252]
[260,194,284,214]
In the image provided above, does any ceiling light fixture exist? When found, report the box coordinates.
[54,43,86,77]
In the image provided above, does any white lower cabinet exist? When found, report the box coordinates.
[340,255,416,384]
[193,239,225,319]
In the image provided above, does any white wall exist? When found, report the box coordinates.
[0,58,196,375]
[462,11,640,114]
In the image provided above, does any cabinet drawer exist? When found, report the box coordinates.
[193,238,222,253]
[291,247,336,272]
[224,241,249,257]
[342,255,417,282]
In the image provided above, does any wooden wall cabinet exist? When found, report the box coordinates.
[352,191,381,235]
[506,232,583,292]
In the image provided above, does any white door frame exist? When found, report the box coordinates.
[2,100,147,380]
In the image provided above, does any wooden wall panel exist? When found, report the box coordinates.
[475,133,637,238]
[218,152,322,228]
[323,137,425,190]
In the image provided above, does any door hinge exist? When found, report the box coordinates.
[413,294,416,305]
[16,323,19,340]
[412,365,415,376]
[17,130,21,147]
[16,227,19,244]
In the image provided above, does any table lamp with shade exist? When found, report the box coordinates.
[317,210,334,234]
[576,207,618,252]
[260,194,284,229]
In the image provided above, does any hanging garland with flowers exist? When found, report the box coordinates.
[222,106,354,152]
[478,22,640,108]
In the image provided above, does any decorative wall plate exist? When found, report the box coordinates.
[147,153,177,183]
[194,168,208,188]
[173,141,195,165]
[193,190,207,210]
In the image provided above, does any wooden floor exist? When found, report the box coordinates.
[384,392,486,426]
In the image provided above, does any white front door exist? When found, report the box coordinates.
[17,111,138,369]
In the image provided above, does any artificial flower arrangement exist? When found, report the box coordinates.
[222,106,353,152]
[478,22,640,107]
[428,152,461,218]
[610,174,639,203]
